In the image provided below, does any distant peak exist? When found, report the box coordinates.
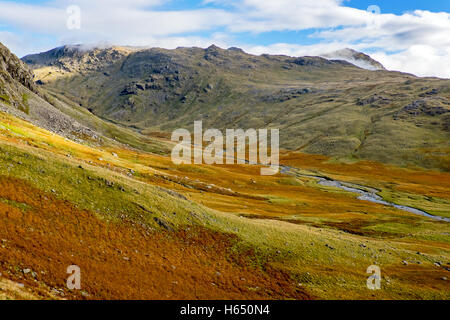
[321,48,385,71]
[227,47,245,53]
[206,44,222,51]
[22,44,133,72]
[335,48,359,54]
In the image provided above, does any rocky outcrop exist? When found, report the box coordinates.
[0,42,38,111]
[419,89,439,97]
[0,42,37,92]
[120,83,144,96]
[394,100,449,120]
[356,94,391,106]
[291,57,335,67]
[22,45,133,73]
[261,88,316,103]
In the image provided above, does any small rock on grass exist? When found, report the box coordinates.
[154,217,173,232]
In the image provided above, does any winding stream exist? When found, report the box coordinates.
[189,147,449,222]
[280,165,450,222]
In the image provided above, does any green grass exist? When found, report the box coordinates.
[267,196,295,205]
[378,187,450,219]
[0,197,31,212]
[18,93,29,114]
[0,94,10,105]
[0,143,203,230]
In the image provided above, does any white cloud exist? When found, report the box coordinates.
[227,0,370,32]
[0,0,449,78]
[0,1,234,37]
[371,46,450,78]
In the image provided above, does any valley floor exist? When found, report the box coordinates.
[0,111,449,300]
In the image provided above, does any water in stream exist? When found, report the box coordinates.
[280,165,449,222]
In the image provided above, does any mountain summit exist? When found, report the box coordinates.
[321,48,385,71]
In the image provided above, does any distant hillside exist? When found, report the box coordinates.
[23,44,450,170]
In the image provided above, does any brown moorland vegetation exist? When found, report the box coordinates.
[0,176,310,300]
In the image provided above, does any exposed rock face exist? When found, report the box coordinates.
[395,100,449,118]
[419,89,439,97]
[291,57,335,67]
[261,88,316,103]
[22,45,134,73]
[120,83,141,96]
[321,48,386,71]
[356,94,391,106]
[393,98,450,133]
[0,42,36,91]
[0,42,38,110]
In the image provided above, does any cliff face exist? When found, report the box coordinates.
[0,42,37,110]
[0,42,37,91]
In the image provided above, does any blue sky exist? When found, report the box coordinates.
[345,0,450,13]
[0,0,449,77]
